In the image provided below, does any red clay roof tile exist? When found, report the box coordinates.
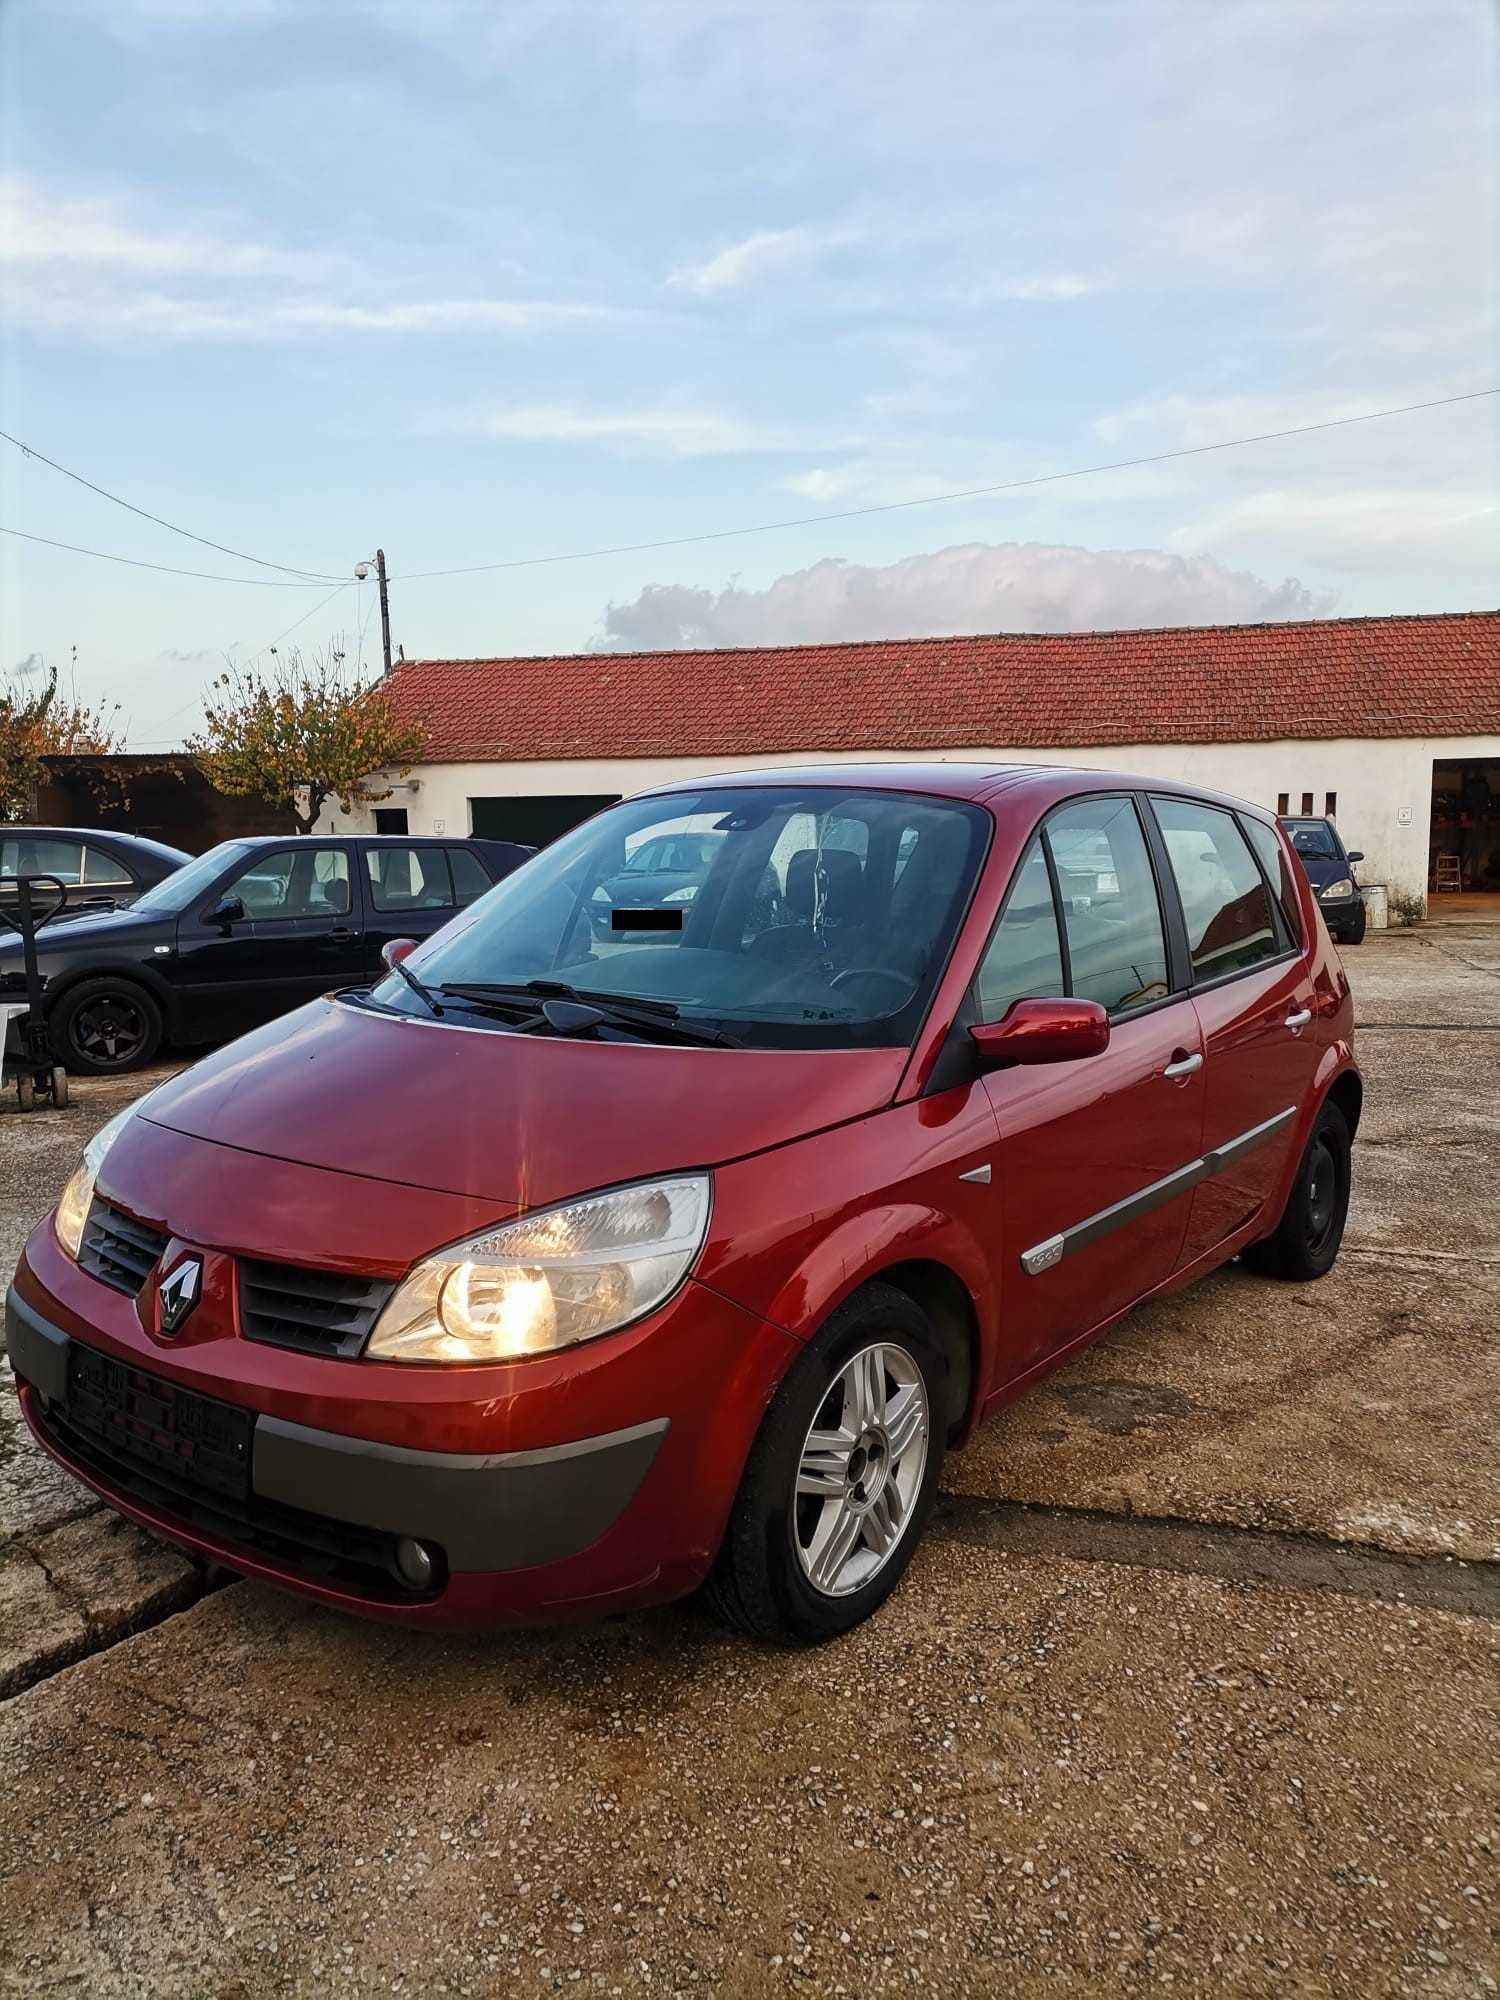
[383,611,1500,763]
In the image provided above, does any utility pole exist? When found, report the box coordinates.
[375,548,392,676]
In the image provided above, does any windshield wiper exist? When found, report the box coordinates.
[437,979,743,1047]
[388,955,445,1018]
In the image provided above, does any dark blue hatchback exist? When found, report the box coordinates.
[1279,817,1366,944]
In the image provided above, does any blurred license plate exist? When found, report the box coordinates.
[67,1344,252,1502]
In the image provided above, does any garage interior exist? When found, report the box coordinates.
[1429,757,1500,917]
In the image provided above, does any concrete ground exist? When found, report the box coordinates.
[1,932,1495,1997]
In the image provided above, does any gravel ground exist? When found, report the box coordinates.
[0,932,1496,1996]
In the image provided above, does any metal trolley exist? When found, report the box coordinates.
[1,874,70,1112]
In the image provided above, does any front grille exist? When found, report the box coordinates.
[78,1200,170,1296]
[31,1362,444,1604]
[238,1259,395,1359]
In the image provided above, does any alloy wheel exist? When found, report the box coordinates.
[72,994,148,1067]
[793,1341,930,1598]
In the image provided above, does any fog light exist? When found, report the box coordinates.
[393,1536,436,1592]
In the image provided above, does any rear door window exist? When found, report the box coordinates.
[366,847,454,913]
[1046,797,1170,1015]
[82,846,134,887]
[1242,816,1303,945]
[446,847,493,906]
[1151,797,1282,981]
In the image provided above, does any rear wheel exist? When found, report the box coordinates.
[1243,1099,1351,1281]
[702,1282,945,1644]
[51,977,163,1075]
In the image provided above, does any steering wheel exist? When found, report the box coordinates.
[828,966,917,1007]
[0,873,68,935]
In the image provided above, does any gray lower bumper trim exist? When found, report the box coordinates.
[4,1284,70,1405]
[254,1414,670,1573]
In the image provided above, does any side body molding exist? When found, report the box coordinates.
[1020,1105,1296,1277]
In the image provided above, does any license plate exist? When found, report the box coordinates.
[67,1344,252,1503]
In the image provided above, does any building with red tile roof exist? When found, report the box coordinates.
[332,610,1500,914]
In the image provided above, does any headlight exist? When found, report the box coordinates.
[591,887,612,903]
[662,884,698,904]
[55,1101,142,1261]
[1320,878,1355,901]
[365,1173,712,1364]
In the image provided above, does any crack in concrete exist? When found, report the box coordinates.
[931,1492,1500,1620]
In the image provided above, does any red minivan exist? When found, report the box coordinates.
[8,766,1359,1643]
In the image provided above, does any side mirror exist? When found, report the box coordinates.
[205,895,246,926]
[381,937,419,970]
[970,997,1110,1070]
[1345,851,1364,866]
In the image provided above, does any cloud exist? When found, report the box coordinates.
[0,174,321,280]
[667,223,859,295]
[597,541,1331,650]
[1170,489,1500,574]
[433,401,857,457]
[0,177,629,344]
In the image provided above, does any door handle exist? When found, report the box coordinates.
[1163,1050,1202,1079]
[327,926,356,941]
[1284,1009,1312,1031]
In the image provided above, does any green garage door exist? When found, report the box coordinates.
[468,794,619,849]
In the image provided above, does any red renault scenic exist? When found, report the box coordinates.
[9,767,1359,1642]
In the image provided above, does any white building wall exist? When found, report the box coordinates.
[329,732,1500,911]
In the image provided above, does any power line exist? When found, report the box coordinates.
[390,388,1499,581]
[0,522,337,586]
[0,427,343,581]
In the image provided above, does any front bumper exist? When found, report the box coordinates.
[8,1223,801,1627]
[8,1284,667,1578]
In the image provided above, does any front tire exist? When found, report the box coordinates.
[702,1282,946,1645]
[1243,1098,1351,1281]
[50,977,164,1075]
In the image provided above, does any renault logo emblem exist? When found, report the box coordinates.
[157,1256,202,1336]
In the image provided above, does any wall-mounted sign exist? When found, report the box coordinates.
[1397,806,1412,826]
[432,818,447,833]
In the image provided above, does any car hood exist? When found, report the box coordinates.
[140,995,909,1206]
[0,906,142,953]
[1296,852,1343,891]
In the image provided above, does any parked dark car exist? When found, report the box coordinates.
[1279,817,1366,943]
[590,829,725,939]
[0,828,191,920]
[0,834,531,1073]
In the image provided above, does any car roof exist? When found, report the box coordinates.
[1,826,191,865]
[640,760,1281,825]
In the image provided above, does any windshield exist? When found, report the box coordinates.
[128,841,247,916]
[1284,820,1338,859]
[369,786,990,1050]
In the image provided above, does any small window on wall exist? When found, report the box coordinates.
[1276,793,1289,816]
[1325,792,1337,818]
[1301,792,1315,816]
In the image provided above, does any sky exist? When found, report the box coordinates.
[1,0,1496,749]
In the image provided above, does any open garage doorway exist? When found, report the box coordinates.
[1430,759,1500,917]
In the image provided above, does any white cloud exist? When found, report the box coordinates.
[0,174,321,280]
[436,401,858,457]
[667,223,856,295]
[948,274,1097,305]
[0,176,629,344]
[1171,489,1500,574]
[597,541,1331,650]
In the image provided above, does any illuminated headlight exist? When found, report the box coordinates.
[1320,878,1355,901]
[55,1101,143,1261]
[365,1174,712,1364]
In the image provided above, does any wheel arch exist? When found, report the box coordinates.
[1323,1065,1363,1141]
[861,1258,981,1444]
